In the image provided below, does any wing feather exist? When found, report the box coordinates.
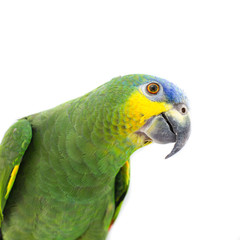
[109,160,130,229]
[0,119,32,226]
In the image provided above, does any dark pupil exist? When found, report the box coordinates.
[150,84,158,92]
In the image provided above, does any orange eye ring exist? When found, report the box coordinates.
[147,83,160,94]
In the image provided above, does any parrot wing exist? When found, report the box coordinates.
[110,160,130,229]
[0,119,32,227]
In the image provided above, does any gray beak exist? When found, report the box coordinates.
[140,103,191,159]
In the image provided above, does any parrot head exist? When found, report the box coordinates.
[97,74,191,159]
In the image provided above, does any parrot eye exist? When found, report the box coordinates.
[147,83,160,94]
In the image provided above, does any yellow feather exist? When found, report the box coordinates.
[5,165,19,199]
[124,90,172,132]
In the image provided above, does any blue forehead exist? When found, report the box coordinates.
[142,75,188,104]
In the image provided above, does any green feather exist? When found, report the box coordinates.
[0,75,163,239]
[0,119,32,227]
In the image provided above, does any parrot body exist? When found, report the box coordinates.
[0,74,190,240]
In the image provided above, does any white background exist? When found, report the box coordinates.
[0,1,240,239]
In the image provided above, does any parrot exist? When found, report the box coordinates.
[0,74,190,240]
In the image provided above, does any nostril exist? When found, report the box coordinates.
[181,107,186,114]
[175,103,188,115]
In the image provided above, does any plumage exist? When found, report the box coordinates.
[0,74,190,240]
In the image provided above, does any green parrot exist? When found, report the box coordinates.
[0,74,190,240]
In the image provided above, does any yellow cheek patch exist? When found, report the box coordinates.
[124,90,172,132]
[5,165,19,199]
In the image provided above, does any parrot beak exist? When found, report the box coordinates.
[140,104,191,159]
